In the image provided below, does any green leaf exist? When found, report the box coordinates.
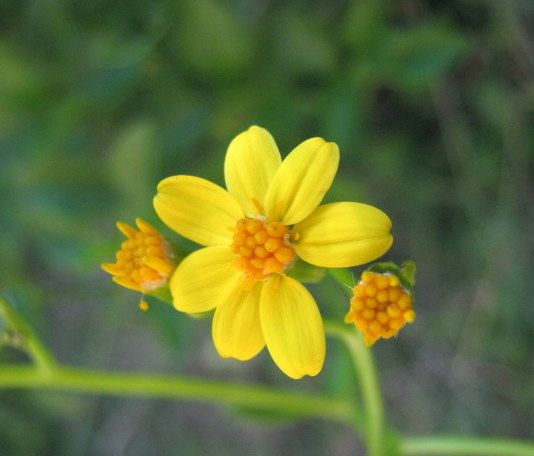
[286,259,326,284]
[0,43,43,99]
[172,0,253,78]
[400,260,417,289]
[367,260,417,293]
[342,0,385,56]
[107,120,159,214]
[380,24,469,92]
[272,12,336,77]
[80,39,151,106]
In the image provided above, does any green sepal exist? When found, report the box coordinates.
[400,260,417,288]
[366,260,417,294]
[147,286,173,305]
[169,242,185,266]
[187,309,214,319]
[286,258,327,284]
[328,268,355,296]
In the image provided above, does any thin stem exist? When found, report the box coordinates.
[0,364,353,423]
[326,321,386,456]
[327,268,387,456]
[402,436,534,456]
[0,297,57,373]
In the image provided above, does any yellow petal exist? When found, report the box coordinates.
[264,138,339,225]
[170,246,241,313]
[293,202,393,268]
[154,175,243,246]
[112,276,143,292]
[135,218,158,233]
[143,256,174,275]
[116,222,136,238]
[260,275,325,379]
[212,281,265,361]
[101,262,121,275]
[224,126,281,216]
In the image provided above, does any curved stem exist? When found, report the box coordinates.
[326,321,386,456]
[0,364,353,423]
[402,436,534,456]
[327,268,388,456]
[0,297,57,372]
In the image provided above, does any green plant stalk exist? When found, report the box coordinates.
[328,269,387,456]
[326,321,386,456]
[1,298,534,455]
[401,436,534,456]
[0,364,352,423]
[0,297,57,372]
[1,366,533,456]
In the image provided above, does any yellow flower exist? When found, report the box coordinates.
[102,218,175,309]
[345,271,416,346]
[154,126,392,378]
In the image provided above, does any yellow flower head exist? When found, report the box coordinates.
[101,218,175,300]
[345,271,416,346]
[154,126,393,378]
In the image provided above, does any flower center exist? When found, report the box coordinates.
[345,271,416,346]
[231,217,296,280]
[103,219,174,292]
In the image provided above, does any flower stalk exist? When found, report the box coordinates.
[401,436,534,456]
[0,364,352,423]
[0,296,57,373]
[326,320,387,456]
[328,268,388,455]
[2,297,534,456]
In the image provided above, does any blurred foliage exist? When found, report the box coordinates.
[1,0,533,455]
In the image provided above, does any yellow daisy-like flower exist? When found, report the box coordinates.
[102,218,175,310]
[154,126,393,379]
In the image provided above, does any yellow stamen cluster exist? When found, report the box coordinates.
[102,218,174,293]
[345,271,416,346]
[231,217,296,280]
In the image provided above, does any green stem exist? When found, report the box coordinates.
[0,297,57,373]
[326,321,387,456]
[402,436,534,456]
[0,364,352,423]
[327,268,387,456]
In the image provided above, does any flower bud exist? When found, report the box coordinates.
[345,262,416,346]
[101,218,177,309]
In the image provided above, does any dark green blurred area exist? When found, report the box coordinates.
[1,0,533,454]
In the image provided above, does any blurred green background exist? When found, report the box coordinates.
[1,0,533,454]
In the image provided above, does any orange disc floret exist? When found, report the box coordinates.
[101,218,175,293]
[231,217,296,280]
[345,271,416,346]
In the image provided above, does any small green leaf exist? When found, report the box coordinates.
[400,260,417,289]
[367,260,417,293]
[286,259,326,284]
[148,286,173,306]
